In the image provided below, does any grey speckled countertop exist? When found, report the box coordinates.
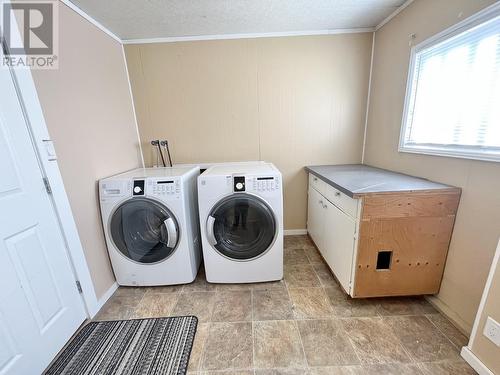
[305,164,459,198]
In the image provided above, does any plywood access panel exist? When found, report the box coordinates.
[352,191,461,298]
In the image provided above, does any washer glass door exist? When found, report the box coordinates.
[109,198,179,263]
[207,194,276,260]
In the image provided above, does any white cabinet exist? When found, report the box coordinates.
[322,199,356,292]
[307,173,359,294]
[307,186,326,249]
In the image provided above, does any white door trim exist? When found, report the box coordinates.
[460,238,500,375]
[4,18,99,317]
[460,347,494,375]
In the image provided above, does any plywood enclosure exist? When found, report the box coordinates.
[353,190,461,298]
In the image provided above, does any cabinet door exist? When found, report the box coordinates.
[307,186,326,249]
[323,200,356,292]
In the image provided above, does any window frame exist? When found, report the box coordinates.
[398,4,500,163]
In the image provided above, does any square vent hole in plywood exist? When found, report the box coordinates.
[376,251,393,270]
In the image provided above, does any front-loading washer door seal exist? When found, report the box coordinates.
[109,197,180,264]
[208,193,276,261]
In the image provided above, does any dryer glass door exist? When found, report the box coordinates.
[109,198,179,263]
[208,194,276,260]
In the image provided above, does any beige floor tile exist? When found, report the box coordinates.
[385,316,459,362]
[377,297,436,316]
[297,319,359,366]
[95,294,142,320]
[255,369,307,375]
[418,360,476,375]
[253,320,306,369]
[133,292,179,318]
[251,280,287,291]
[415,298,438,314]
[309,363,423,375]
[206,372,254,375]
[143,284,185,294]
[284,235,308,249]
[94,273,470,375]
[362,364,422,375]
[284,264,321,288]
[172,292,216,322]
[184,269,218,292]
[309,366,361,375]
[426,314,469,349]
[212,291,252,322]
[341,317,411,364]
[300,237,315,246]
[303,246,324,264]
[215,283,254,292]
[214,280,286,292]
[188,323,211,371]
[288,287,332,319]
[253,288,294,321]
[201,322,253,370]
[284,248,310,266]
[311,263,339,288]
[325,286,379,318]
[113,286,147,298]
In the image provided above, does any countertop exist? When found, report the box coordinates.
[305,164,459,198]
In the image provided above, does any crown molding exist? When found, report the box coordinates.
[375,0,415,31]
[60,0,121,43]
[122,28,375,45]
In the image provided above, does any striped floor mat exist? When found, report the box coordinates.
[45,316,198,375]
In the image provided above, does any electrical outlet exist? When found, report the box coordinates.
[483,317,500,346]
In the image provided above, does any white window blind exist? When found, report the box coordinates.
[400,10,500,162]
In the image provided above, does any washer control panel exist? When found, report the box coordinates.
[147,178,181,199]
[252,176,280,192]
[233,176,246,192]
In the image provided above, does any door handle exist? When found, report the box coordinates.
[164,217,178,248]
[335,191,341,197]
[206,216,217,246]
[319,200,323,206]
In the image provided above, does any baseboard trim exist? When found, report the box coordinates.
[424,295,471,335]
[90,282,119,318]
[461,347,494,375]
[284,229,308,236]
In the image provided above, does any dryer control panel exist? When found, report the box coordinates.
[222,174,281,195]
[147,178,181,199]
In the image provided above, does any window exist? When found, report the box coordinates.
[400,7,500,162]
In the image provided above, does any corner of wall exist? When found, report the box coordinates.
[361,31,375,164]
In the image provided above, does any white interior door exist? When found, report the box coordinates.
[0,67,87,374]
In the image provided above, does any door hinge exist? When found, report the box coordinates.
[43,177,52,194]
[76,280,83,294]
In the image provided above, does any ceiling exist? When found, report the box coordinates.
[68,0,408,42]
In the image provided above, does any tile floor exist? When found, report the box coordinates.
[95,235,475,375]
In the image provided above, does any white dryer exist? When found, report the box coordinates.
[99,167,201,286]
[197,162,283,283]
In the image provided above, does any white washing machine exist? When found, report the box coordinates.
[198,162,283,283]
[99,167,202,286]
